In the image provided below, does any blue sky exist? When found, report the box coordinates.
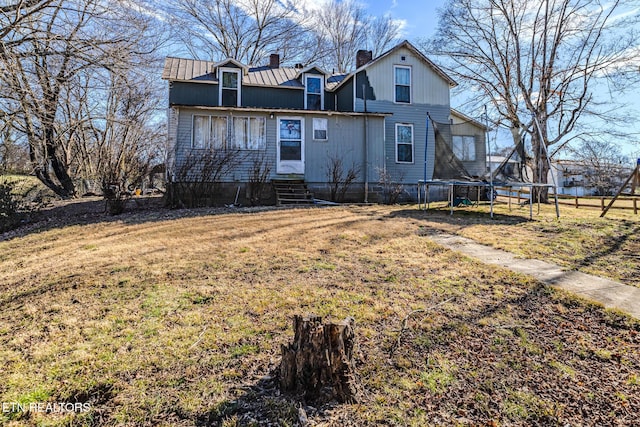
[366,0,447,40]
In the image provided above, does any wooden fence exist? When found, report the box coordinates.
[495,186,639,215]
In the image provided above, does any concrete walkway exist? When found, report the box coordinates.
[427,232,640,320]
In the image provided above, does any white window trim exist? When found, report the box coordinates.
[276,116,305,174]
[218,67,241,107]
[192,114,210,149]
[312,117,328,141]
[304,74,324,110]
[453,135,476,161]
[231,116,267,150]
[394,65,411,104]
[192,115,229,149]
[395,123,414,164]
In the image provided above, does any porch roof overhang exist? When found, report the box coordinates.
[169,105,392,118]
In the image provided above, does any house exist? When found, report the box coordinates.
[550,159,633,196]
[162,40,487,206]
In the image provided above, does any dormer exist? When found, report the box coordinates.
[297,66,327,110]
[215,58,246,107]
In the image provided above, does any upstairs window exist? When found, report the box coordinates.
[305,75,323,110]
[453,135,476,161]
[394,66,411,103]
[219,68,241,107]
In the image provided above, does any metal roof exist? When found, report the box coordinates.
[163,57,351,90]
[243,66,301,88]
[162,57,217,82]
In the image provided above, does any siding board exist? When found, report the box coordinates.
[170,82,217,107]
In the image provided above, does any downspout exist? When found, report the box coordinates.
[363,83,368,203]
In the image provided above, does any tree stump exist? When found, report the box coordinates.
[280,314,360,403]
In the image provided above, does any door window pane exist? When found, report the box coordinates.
[280,119,301,139]
[280,119,302,161]
[280,140,302,160]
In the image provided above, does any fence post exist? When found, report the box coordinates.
[601,197,605,211]
[634,198,637,215]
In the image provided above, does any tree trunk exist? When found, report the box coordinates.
[531,134,550,203]
[280,314,360,403]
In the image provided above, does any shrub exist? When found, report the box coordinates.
[0,182,22,232]
[325,155,360,202]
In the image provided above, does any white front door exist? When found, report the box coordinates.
[277,117,305,174]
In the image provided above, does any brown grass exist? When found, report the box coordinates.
[0,203,638,426]
[412,199,640,288]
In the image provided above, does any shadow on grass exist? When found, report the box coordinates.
[385,207,531,228]
[195,372,314,426]
[575,220,640,270]
[1,195,295,242]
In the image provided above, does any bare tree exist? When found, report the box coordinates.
[170,0,314,65]
[0,126,30,173]
[427,0,640,201]
[0,0,162,198]
[0,1,54,42]
[314,0,402,73]
[567,140,629,195]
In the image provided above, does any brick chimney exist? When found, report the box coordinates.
[356,50,373,68]
[269,53,280,69]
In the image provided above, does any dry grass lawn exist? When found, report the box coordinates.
[0,202,638,426]
[415,199,640,288]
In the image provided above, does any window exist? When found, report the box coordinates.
[305,75,323,110]
[192,115,228,149]
[453,135,476,161]
[395,123,413,163]
[210,117,228,149]
[231,117,266,150]
[394,66,411,103]
[219,68,241,106]
[192,115,209,149]
[313,118,327,140]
